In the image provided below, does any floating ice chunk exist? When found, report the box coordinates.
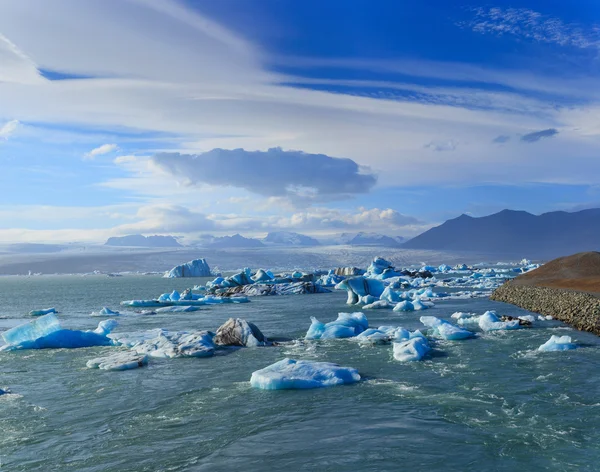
[164,258,211,278]
[354,326,411,344]
[86,352,149,371]
[220,268,253,288]
[478,311,521,332]
[251,269,273,283]
[94,319,119,335]
[393,300,414,312]
[305,317,326,340]
[420,316,474,340]
[450,312,477,320]
[411,300,430,311]
[250,358,361,390]
[336,276,385,304]
[213,318,269,347]
[538,315,553,321]
[393,337,431,362]
[538,335,577,352]
[305,312,368,340]
[2,313,61,346]
[380,286,403,303]
[438,264,452,272]
[366,257,394,276]
[129,330,215,358]
[363,300,392,309]
[518,315,536,323]
[121,300,164,308]
[1,315,116,350]
[91,307,120,317]
[359,295,377,305]
[29,307,57,316]
[154,306,202,313]
[227,282,329,296]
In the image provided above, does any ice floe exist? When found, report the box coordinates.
[250,358,361,389]
[393,337,431,362]
[305,312,369,340]
[538,335,577,352]
[29,307,57,316]
[86,352,149,371]
[478,311,523,332]
[90,307,120,317]
[420,316,474,340]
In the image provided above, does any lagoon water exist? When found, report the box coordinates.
[1,275,600,471]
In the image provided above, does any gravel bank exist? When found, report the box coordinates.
[491,281,600,335]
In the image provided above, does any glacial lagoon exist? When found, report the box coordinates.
[1,268,600,471]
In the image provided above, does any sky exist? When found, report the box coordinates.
[0,0,599,243]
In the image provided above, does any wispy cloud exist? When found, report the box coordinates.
[463,7,600,49]
[84,143,119,160]
[492,135,510,144]
[424,139,458,152]
[521,128,558,142]
[0,119,20,140]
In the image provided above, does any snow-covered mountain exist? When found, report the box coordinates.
[332,232,403,247]
[105,234,182,248]
[262,231,320,246]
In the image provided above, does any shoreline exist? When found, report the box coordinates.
[491,281,600,336]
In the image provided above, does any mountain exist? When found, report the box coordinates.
[207,234,264,248]
[338,232,403,247]
[263,231,320,246]
[105,234,182,248]
[403,209,600,258]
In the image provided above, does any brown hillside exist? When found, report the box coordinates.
[513,251,600,294]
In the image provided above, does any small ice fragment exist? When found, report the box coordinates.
[250,358,361,389]
[29,307,57,316]
[393,337,431,362]
[538,335,577,352]
[86,352,149,371]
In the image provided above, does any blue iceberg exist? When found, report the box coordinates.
[538,335,577,352]
[29,307,57,316]
[305,312,369,340]
[1,314,116,350]
[250,358,361,390]
[392,337,431,361]
[478,311,522,332]
[420,316,474,340]
[164,258,211,278]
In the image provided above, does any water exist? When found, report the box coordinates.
[1,275,599,471]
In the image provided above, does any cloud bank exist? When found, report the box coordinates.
[151,148,377,200]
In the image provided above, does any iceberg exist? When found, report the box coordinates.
[154,306,202,313]
[127,330,215,358]
[29,307,57,316]
[213,282,329,297]
[2,313,61,346]
[1,315,116,350]
[420,316,474,340]
[478,311,522,332]
[164,258,211,278]
[354,326,411,344]
[336,276,385,304]
[213,318,269,347]
[363,300,392,309]
[393,301,414,312]
[538,335,577,352]
[250,358,361,390]
[392,337,431,362]
[305,312,369,340]
[251,269,273,283]
[86,352,149,371]
[90,307,120,317]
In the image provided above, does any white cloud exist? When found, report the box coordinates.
[84,143,119,160]
[0,120,20,140]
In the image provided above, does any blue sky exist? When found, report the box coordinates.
[0,0,599,242]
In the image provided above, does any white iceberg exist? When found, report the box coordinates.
[392,337,431,362]
[164,258,211,278]
[250,358,361,390]
[420,316,474,340]
[393,301,414,312]
[127,330,215,358]
[478,311,522,332]
[538,335,577,352]
[90,307,120,317]
[363,300,393,310]
[86,352,149,371]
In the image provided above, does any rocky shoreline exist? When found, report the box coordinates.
[491,282,600,335]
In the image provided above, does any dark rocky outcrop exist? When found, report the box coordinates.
[213,318,268,346]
